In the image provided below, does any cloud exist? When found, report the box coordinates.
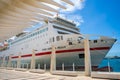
[64,0,84,12]
[55,0,85,26]
[58,14,84,26]
[54,0,85,13]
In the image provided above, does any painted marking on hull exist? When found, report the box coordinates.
[11,47,110,59]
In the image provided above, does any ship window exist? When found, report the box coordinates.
[56,36,60,41]
[67,38,73,45]
[53,37,54,42]
[101,40,103,42]
[94,40,97,43]
[79,54,84,58]
[69,42,72,45]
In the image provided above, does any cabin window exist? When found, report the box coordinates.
[53,37,55,42]
[56,36,60,41]
[69,42,72,45]
[101,40,104,42]
[79,54,84,58]
[94,40,97,43]
[67,38,73,45]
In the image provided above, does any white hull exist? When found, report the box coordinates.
[9,37,115,70]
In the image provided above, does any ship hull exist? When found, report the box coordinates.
[10,47,110,71]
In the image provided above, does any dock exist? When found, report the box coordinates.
[0,68,108,80]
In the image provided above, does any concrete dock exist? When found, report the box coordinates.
[0,69,108,80]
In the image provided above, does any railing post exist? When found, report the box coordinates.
[108,58,111,72]
[44,64,46,71]
[73,63,75,71]
[2,56,5,67]
[62,63,64,71]
[26,63,28,69]
[38,64,40,69]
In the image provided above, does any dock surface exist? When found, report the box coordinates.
[0,69,108,80]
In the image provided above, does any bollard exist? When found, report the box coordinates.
[62,63,64,71]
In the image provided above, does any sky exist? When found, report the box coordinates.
[58,0,120,57]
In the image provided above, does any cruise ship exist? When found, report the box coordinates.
[0,17,116,71]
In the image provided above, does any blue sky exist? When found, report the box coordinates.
[79,0,120,56]
[59,0,120,56]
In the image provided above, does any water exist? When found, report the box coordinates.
[99,58,120,72]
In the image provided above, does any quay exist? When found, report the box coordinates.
[0,68,120,80]
[0,68,107,80]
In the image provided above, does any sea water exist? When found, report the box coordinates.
[99,58,120,72]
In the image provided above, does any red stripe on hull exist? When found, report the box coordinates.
[21,54,32,57]
[11,47,110,59]
[35,52,51,56]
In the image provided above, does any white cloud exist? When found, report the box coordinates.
[53,0,85,13]
[55,0,85,26]
[64,0,84,12]
[59,14,84,26]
